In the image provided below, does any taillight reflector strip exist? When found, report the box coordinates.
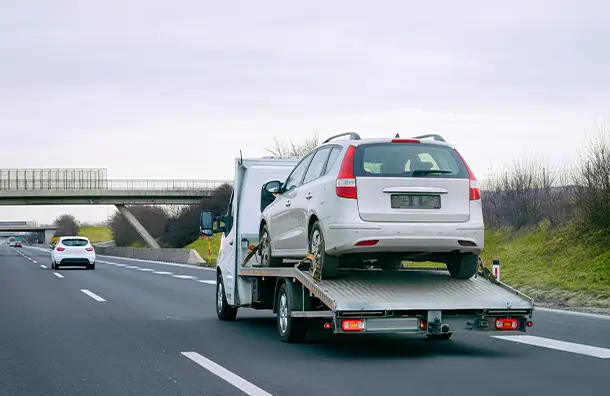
[495,318,518,330]
[86,247,94,251]
[354,240,379,247]
[342,319,365,332]
[336,145,357,199]
[455,149,481,201]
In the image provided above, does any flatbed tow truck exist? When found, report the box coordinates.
[200,155,535,343]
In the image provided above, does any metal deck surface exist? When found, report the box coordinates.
[239,267,534,312]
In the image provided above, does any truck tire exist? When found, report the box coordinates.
[260,225,284,267]
[276,283,307,343]
[309,221,339,279]
[447,253,478,279]
[216,273,238,321]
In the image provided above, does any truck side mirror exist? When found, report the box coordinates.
[261,180,282,212]
[200,210,225,236]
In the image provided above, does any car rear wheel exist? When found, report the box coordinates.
[309,221,339,279]
[447,253,478,279]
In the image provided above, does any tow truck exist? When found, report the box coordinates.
[200,154,535,343]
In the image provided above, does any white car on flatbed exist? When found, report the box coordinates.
[199,140,534,343]
[258,132,484,279]
[51,236,96,270]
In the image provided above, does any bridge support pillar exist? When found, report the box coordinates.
[115,204,161,249]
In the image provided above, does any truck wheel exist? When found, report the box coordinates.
[447,253,478,279]
[260,225,283,267]
[309,221,339,279]
[216,273,238,321]
[276,283,307,343]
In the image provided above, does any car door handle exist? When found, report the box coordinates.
[305,193,313,200]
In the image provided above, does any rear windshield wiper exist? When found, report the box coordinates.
[411,169,453,176]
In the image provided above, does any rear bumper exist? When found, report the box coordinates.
[324,221,484,255]
[55,255,96,265]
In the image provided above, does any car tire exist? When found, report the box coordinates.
[447,253,478,279]
[260,224,283,267]
[88,263,95,270]
[51,260,56,270]
[309,221,339,279]
[216,273,238,321]
[276,282,307,343]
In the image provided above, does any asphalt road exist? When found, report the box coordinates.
[1,244,609,396]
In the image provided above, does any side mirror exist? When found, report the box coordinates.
[200,210,225,236]
[261,180,282,212]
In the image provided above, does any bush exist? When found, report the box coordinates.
[108,205,168,247]
[53,214,80,237]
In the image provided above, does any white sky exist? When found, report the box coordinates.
[1,0,609,224]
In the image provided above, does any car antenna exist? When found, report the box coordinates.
[395,133,400,138]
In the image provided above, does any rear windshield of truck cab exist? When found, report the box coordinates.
[353,142,469,179]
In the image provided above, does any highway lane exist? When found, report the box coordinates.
[3,244,610,396]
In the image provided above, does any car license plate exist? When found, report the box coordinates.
[390,194,441,209]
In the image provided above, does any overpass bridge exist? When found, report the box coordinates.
[0,168,234,249]
[0,221,57,244]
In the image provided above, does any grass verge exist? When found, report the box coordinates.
[79,226,113,244]
[185,235,221,266]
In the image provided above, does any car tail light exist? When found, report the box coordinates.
[495,318,518,330]
[391,139,420,143]
[86,247,94,252]
[336,145,357,199]
[455,150,481,201]
[56,247,65,251]
[354,239,379,247]
[342,319,365,331]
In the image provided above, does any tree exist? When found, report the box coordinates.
[108,205,168,247]
[266,132,320,157]
[53,214,80,237]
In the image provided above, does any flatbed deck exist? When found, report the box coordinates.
[238,266,534,313]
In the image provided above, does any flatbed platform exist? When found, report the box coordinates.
[238,267,534,313]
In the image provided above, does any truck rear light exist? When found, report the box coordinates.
[56,247,65,251]
[336,145,357,199]
[86,247,94,252]
[527,321,533,327]
[342,319,365,331]
[354,240,379,247]
[495,318,518,330]
[391,139,420,143]
[455,150,480,201]
[419,319,427,330]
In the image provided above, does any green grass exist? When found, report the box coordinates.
[78,226,112,244]
[480,221,610,307]
[185,235,222,266]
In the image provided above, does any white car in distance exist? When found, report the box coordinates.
[51,236,96,270]
[259,132,484,279]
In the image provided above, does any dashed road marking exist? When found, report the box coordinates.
[137,268,155,272]
[154,271,173,275]
[173,275,197,279]
[197,280,217,285]
[493,335,610,359]
[53,272,64,279]
[182,352,273,396]
[81,289,106,302]
[40,264,47,269]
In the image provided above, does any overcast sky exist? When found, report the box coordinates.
[1,0,609,224]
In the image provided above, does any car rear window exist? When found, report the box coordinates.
[61,239,89,246]
[353,142,469,179]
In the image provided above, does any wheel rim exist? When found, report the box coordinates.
[217,280,223,313]
[279,293,288,334]
[310,229,322,262]
[261,230,271,266]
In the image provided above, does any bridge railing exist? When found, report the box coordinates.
[0,179,234,191]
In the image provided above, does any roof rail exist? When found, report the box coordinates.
[322,132,361,144]
[412,134,446,142]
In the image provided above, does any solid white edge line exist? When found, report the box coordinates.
[492,335,610,359]
[53,272,64,278]
[80,289,106,302]
[535,307,610,320]
[182,352,273,396]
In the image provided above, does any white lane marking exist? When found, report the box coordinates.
[28,257,32,260]
[182,352,273,396]
[493,335,610,359]
[197,280,217,285]
[137,268,155,272]
[33,260,38,263]
[53,272,64,279]
[114,263,126,267]
[173,275,197,279]
[40,264,47,269]
[154,271,174,275]
[536,307,610,321]
[125,265,139,269]
[81,289,106,302]
[97,254,215,270]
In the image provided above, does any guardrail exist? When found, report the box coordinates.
[0,179,234,191]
